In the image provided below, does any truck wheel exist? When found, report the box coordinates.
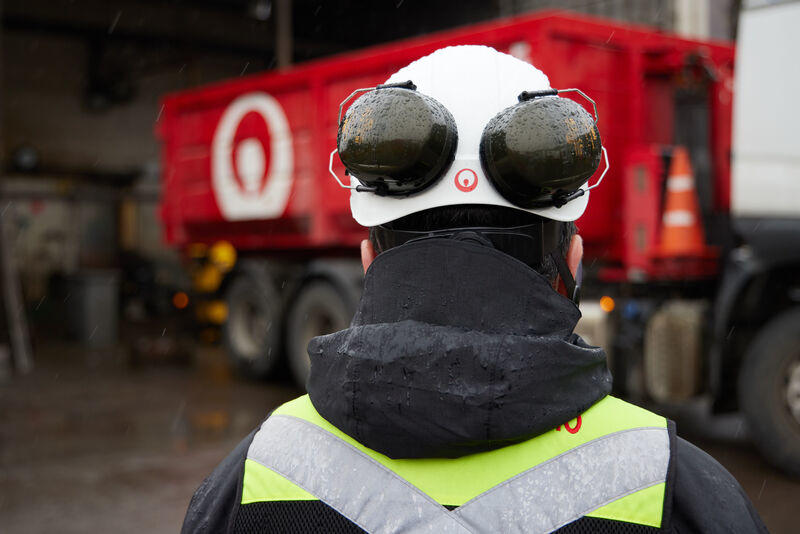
[286,280,352,388]
[223,269,282,379]
[739,307,800,477]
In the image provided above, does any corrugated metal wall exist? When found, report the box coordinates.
[499,0,736,40]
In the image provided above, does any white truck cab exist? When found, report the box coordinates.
[718,0,800,476]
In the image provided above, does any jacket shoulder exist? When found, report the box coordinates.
[181,428,256,534]
[668,436,767,534]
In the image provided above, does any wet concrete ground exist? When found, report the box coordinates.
[1,342,300,533]
[2,343,798,533]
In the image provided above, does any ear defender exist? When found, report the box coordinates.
[337,81,458,196]
[479,90,602,209]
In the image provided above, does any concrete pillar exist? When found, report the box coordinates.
[674,0,711,39]
[276,0,292,69]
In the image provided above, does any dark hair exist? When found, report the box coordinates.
[370,205,577,283]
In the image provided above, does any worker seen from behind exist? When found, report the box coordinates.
[182,46,766,533]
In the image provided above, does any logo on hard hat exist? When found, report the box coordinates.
[211,92,294,221]
[454,168,478,192]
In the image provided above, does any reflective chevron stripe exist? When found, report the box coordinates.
[247,414,471,534]
[247,413,670,534]
[452,426,669,533]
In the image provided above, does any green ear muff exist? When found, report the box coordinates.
[479,93,602,209]
[337,82,458,196]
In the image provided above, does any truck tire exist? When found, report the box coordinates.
[223,268,282,379]
[286,280,352,388]
[739,307,800,477]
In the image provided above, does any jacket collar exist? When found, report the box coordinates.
[307,238,612,458]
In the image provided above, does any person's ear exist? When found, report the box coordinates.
[361,239,376,273]
[567,234,583,279]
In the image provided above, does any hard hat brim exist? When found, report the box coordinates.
[350,173,589,227]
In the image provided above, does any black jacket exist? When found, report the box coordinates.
[183,239,767,533]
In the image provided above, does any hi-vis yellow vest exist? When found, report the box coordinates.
[241,395,670,533]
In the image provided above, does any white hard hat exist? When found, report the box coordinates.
[346,45,591,227]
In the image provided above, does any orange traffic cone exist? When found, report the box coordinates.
[657,147,707,257]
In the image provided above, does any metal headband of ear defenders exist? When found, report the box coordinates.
[369,218,581,303]
[330,81,609,210]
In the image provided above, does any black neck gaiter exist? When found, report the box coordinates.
[307,238,612,459]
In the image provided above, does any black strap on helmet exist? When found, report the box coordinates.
[552,251,581,305]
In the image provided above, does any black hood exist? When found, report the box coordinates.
[307,238,612,459]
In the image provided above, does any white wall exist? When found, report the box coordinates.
[731,1,800,218]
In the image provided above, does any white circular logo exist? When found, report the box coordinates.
[211,92,294,221]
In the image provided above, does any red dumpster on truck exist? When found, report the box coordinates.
[160,10,733,261]
[159,9,735,382]
[159,10,734,381]
[160,10,800,475]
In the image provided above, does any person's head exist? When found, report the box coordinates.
[333,46,602,299]
[359,205,582,297]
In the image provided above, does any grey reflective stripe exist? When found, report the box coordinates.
[247,415,670,534]
[453,427,670,533]
[247,414,472,534]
